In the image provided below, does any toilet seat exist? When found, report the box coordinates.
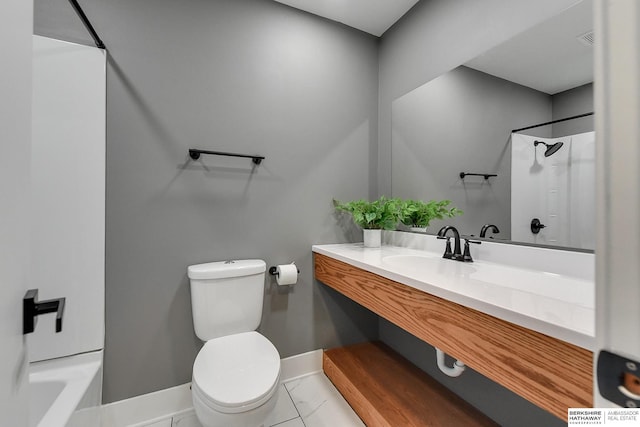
[192,331,281,414]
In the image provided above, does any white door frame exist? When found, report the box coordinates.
[594,0,640,407]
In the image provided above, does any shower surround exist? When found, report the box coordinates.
[511,131,595,249]
[29,35,106,427]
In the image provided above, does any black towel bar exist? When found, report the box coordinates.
[459,172,497,180]
[188,149,265,165]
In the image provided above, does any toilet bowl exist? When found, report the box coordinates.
[191,331,281,427]
[187,260,281,427]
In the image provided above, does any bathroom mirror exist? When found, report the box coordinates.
[391,0,594,251]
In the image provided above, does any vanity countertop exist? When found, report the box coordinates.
[312,243,594,350]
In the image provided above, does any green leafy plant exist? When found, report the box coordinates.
[400,199,463,228]
[333,197,403,230]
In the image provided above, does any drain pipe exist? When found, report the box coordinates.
[435,347,466,377]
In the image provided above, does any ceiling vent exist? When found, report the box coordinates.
[577,30,594,47]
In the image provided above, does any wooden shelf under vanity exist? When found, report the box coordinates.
[314,253,593,422]
[324,341,499,427]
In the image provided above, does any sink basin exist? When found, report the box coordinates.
[381,253,591,306]
[382,254,437,269]
[382,254,477,275]
[382,254,475,274]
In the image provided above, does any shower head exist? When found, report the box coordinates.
[534,140,564,157]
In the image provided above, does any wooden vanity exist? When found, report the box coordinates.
[314,251,593,422]
[324,341,499,426]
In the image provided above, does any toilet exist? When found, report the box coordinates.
[188,259,281,427]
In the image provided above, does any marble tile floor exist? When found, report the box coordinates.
[132,372,365,427]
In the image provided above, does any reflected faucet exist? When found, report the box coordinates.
[480,224,500,238]
[437,225,462,260]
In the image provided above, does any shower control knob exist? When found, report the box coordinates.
[530,218,546,234]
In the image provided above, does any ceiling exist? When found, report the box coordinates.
[271,0,419,37]
[270,0,593,95]
[464,0,593,95]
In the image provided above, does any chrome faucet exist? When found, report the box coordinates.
[437,225,462,260]
[480,224,500,238]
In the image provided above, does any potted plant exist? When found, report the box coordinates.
[333,197,403,247]
[400,199,463,232]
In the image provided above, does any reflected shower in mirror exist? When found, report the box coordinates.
[511,131,594,250]
[391,0,594,251]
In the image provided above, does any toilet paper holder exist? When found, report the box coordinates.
[268,264,300,276]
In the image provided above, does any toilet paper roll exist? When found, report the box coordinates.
[276,264,298,286]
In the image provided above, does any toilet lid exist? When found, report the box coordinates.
[193,332,281,412]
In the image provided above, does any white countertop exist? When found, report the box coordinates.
[313,243,595,350]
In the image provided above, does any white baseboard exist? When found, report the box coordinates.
[101,383,192,427]
[281,349,323,382]
[100,349,323,427]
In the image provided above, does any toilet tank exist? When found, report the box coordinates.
[188,259,266,341]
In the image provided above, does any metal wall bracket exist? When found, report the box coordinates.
[67,0,105,49]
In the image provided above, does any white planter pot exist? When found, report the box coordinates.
[363,229,382,248]
[409,226,428,233]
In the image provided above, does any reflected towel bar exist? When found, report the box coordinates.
[460,172,497,180]
[188,149,265,165]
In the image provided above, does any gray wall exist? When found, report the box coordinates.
[552,83,594,137]
[36,0,379,403]
[33,0,590,421]
[392,65,551,238]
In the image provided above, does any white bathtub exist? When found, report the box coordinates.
[29,350,103,427]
